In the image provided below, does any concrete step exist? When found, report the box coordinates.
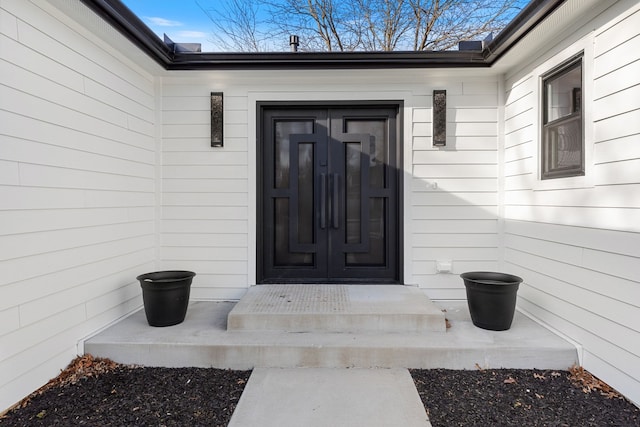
[227,285,446,333]
[84,301,578,371]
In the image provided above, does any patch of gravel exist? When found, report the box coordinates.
[2,355,638,426]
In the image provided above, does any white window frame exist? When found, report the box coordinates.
[532,35,594,191]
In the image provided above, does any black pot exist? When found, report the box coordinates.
[461,271,523,331]
[137,270,196,327]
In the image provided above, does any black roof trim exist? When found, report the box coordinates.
[79,0,566,70]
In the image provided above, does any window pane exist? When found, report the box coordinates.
[545,62,581,123]
[543,117,582,175]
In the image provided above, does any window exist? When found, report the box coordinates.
[541,54,583,179]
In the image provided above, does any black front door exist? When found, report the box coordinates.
[259,105,400,283]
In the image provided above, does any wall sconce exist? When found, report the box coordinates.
[211,92,223,147]
[433,90,446,146]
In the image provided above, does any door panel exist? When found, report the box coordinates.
[260,106,398,283]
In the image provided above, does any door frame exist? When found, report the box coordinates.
[256,100,404,284]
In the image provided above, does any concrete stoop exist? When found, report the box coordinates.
[227,285,446,333]
[84,286,578,371]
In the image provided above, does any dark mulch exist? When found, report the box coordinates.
[1,356,250,427]
[411,368,640,427]
[2,355,639,426]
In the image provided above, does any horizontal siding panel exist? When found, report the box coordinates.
[583,248,640,283]
[84,79,154,123]
[0,208,135,235]
[162,193,247,207]
[412,192,497,206]
[161,233,247,247]
[163,124,209,138]
[0,160,19,185]
[85,283,141,319]
[504,174,533,191]
[162,151,247,166]
[592,84,640,121]
[161,247,247,261]
[504,126,534,148]
[160,260,248,275]
[504,233,583,266]
[413,233,498,248]
[0,111,154,164]
[1,136,154,177]
[504,109,534,134]
[162,178,248,193]
[412,219,498,234]
[594,159,640,185]
[0,235,154,287]
[506,248,640,308]
[1,60,128,128]
[504,142,533,163]
[162,96,210,111]
[412,178,497,192]
[449,122,496,137]
[594,9,640,57]
[448,108,497,122]
[413,206,497,220]
[594,135,640,164]
[447,94,497,108]
[593,33,640,78]
[412,136,497,150]
[505,185,640,208]
[161,206,248,220]
[413,150,497,165]
[593,59,640,99]
[504,76,533,106]
[412,108,430,122]
[0,221,153,261]
[518,292,640,381]
[505,220,640,257]
[413,122,431,137]
[0,249,154,312]
[0,305,86,363]
[162,110,209,125]
[0,32,84,93]
[413,247,499,261]
[518,281,640,356]
[504,158,533,177]
[413,260,500,275]
[462,81,497,95]
[505,205,640,232]
[505,92,533,120]
[1,86,153,150]
[413,164,496,178]
[162,165,247,180]
[160,220,247,234]
[162,137,248,152]
[0,308,20,337]
[19,164,154,192]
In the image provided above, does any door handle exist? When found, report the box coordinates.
[331,173,340,229]
[320,173,327,229]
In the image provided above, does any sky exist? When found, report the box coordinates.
[121,0,218,51]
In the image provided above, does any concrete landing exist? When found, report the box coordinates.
[228,368,430,427]
[227,285,446,332]
[84,301,578,370]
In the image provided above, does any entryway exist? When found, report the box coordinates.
[258,104,401,283]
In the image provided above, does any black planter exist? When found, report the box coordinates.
[137,270,195,327]
[461,271,523,331]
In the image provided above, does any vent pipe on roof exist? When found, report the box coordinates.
[290,35,300,52]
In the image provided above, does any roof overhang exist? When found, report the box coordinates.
[79,0,567,70]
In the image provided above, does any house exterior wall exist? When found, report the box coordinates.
[502,1,640,405]
[0,0,158,410]
[159,71,499,300]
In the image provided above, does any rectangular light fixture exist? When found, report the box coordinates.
[433,90,446,146]
[211,92,223,147]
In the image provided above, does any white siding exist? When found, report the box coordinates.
[0,0,158,410]
[502,1,640,406]
[159,72,499,300]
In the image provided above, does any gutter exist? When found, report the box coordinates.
[79,0,566,70]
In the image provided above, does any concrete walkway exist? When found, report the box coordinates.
[228,368,431,427]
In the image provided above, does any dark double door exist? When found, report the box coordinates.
[259,106,400,283]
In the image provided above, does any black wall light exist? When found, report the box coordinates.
[433,90,446,146]
[211,92,223,147]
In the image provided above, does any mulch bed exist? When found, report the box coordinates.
[2,355,638,426]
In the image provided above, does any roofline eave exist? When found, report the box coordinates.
[79,0,566,70]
